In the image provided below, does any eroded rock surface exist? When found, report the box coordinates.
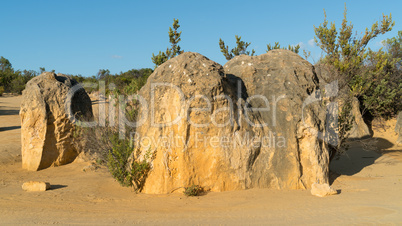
[224,50,330,189]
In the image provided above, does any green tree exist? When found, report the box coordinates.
[314,5,396,159]
[151,19,184,68]
[363,31,402,117]
[219,35,255,60]
[0,57,12,71]
[314,5,394,92]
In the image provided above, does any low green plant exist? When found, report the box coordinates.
[0,86,4,96]
[183,185,204,196]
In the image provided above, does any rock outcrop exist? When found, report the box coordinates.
[132,51,331,194]
[20,72,93,171]
[396,112,402,145]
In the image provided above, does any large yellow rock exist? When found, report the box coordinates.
[20,72,93,171]
[131,51,331,194]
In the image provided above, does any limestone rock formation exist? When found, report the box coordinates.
[20,72,93,171]
[224,50,330,190]
[132,51,331,194]
[396,112,402,145]
[132,52,263,193]
[347,97,371,139]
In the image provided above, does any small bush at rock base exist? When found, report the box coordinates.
[184,185,204,196]
[106,134,152,191]
[106,135,134,187]
[130,159,151,191]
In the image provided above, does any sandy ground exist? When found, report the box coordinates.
[1,95,402,225]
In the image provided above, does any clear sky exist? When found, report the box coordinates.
[1,0,401,77]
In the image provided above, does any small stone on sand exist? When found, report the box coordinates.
[22,181,51,192]
[311,183,337,197]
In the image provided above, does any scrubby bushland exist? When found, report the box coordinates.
[0,54,152,96]
[70,68,153,95]
[314,5,399,158]
[0,57,38,94]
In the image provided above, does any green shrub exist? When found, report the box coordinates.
[105,97,152,190]
[107,138,152,190]
[107,134,135,187]
[184,185,204,196]
[0,86,4,96]
[314,5,397,160]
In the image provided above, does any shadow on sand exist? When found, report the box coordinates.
[48,185,68,191]
[0,109,20,116]
[329,137,399,184]
[0,126,21,132]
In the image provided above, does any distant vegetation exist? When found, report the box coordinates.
[0,57,38,95]
[0,56,153,96]
[70,68,153,95]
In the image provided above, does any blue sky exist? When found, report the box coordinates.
[1,0,401,76]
